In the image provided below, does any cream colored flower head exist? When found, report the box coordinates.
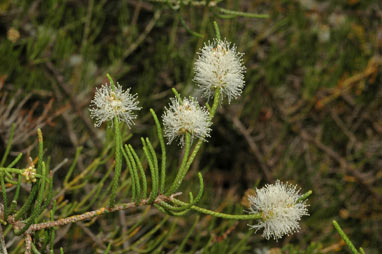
[162,97,212,146]
[248,180,309,240]
[89,83,141,127]
[193,38,246,103]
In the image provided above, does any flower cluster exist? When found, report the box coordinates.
[22,165,37,183]
[193,39,246,103]
[248,180,309,240]
[87,38,309,242]
[162,97,212,146]
[89,83,141,127]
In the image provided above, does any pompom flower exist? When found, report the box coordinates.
[193,39,246,103]
[162,97,212,146]
[89,83,141,127]
[248,180,309,240]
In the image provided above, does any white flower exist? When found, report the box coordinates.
[248,180,309,240]
[89,83,141,127]
[162,97,212,146]
[193,39,246,103]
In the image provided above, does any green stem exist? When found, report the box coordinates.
[130,216,169,249]
[150,109,166,194]
[166,89,220,195]
[172,199,261,220]
[333,220,359,254]
[9,175,22,214]
[158,172,204,214]
[171,88,182,102]
[15,130,44,221]
[166,133,191,195]
[141,139,158,203]
[0,168,43,178]
[64,146,83,186]
[128,145,147,199]
[298,190,312,202]
[15,162,47,235]
[121,145,136,202]
[107,73,116,90]
[179,14,204,38]
[109,117,122,208]
[218,7,269,19]
[213,21,221,40]
[49,201,57,252]
[184,89,220,172]
[124,145,141,203]
[36,129,44,175]
[209,88,221,119]
[6,153,22,169]
[0,172,7,219]
[175,215,199,254]
[145,138,159,200]
[14,185,38,220]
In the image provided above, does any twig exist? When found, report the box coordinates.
[131,0,142,28]
[52,158,68,175]
[212,221,239,244]
[77,222,106,249]
[122,10,161,60]
[119,210,130,249]
[127,0,153,11]
[24,234,31,254]
[0,224,8,254]
[54,224,71,245]
[315,56,380,109]
[329,109,358,153]
[231,116,272,181]
[300,130,378,197]
[28,194,179,233]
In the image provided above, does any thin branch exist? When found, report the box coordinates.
[24,234,32,254]
[300,130,378,197]
[0,224,8,254]
[27,194,180,233]
[231,116,272,182]
[122,10,161,60]
[119,210,130,249]
[127,0,153,11]
[77,222,106,249]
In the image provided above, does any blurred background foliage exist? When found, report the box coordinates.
[0,0,381,253]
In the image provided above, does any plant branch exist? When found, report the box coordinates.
[333,220,359,254]
[172,199,261,220]
[109,117,122,208]
[24,234,31,254]
[26,194,179,233]
[0,224,8,254]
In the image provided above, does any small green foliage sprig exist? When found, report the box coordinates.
[0,22,311,253]
[333,220,366,254]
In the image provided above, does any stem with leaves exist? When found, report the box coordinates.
[107,75,123,208]
[333,220,364,254]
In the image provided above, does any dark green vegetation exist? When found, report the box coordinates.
[0,0,381,253]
